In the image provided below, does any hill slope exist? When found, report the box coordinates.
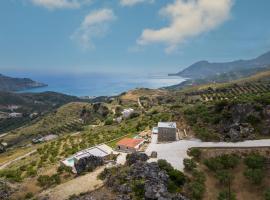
[0,74,47,91]
[0,91,81,134]
[170,51,270,79]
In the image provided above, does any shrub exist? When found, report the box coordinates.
[37,175,51,187]
[158,159,186,187]
[244,168,264,184]
[218,190,237,200]
[265,189,270,200]
[216,170,232,185]
[132,179,145,199]
[190,181,205,200]
[188,148,201,160]
[204,154,240,171]
[183,158,197,171]
[25,192,34,199]
[104,117,113,125]
[37,174,61,188]
[0,169,22,182]
[244,154,265,169]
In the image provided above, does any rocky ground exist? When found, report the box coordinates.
[72,153,189,200]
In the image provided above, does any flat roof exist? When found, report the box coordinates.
[116,138,144,148]
[62,144,113,166]
[158,122,177,128]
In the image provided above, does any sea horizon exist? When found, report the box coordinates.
[17,72,185,97]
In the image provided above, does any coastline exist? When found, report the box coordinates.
[16,74,186,97]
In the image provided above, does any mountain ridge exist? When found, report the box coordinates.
[170,50,270,79]
[0,73,47,91]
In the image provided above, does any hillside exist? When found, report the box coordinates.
[0,92,81,134]
[0,74,47,91]
[170,50,270,79]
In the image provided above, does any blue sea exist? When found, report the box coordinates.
[18,73,185,97]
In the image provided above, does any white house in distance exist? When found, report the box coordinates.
[121,108,134,119]
[8,112,22,118]
[61,144,113,173]
[157,122,177,142]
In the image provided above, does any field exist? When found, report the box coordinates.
[189,147,270,200]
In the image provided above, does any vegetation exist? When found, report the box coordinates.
[157,159,186,192]
[265,189,270,200]
[183,158,197,171]
[244,154,266,184]
[37,174,61,188]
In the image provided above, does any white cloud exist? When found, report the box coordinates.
[137,0,233,53]
[120,0,154,7]
[71,9,116,49]
[31,0,91,10]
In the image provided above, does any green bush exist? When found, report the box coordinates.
[244,168,264,184]
[0,169,22,182]
[188,148,201,160]
[190,181,205,200]
[204,154,240,171]
[25,192,34,199]
[244,154,265,169]
[215,170,233,185]
[183,158,197,171]
[132,179,145,199]
[104,117,114,125]
[218,190,237,200]
[37,175,51,187]
[265,189,270,200]
[157,159,186,187]
[37,174,61,188]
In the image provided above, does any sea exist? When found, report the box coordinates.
[18,73,185,97]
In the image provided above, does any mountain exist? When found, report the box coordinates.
[0,74,47,91]
[170,51,270,79]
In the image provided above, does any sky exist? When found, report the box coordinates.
[0,0,270,76]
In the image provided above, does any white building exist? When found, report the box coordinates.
[121,108,134,119]
[61,144,113,173]
[8,112,22,118]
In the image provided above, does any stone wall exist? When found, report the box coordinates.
[158,127,176,142]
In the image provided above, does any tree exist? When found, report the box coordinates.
[244,154,265,169]
[244,168,264,184]
[218,190,237,200]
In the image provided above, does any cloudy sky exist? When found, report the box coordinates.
[0,0,270,75]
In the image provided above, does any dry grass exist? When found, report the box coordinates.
[197,147,270,200]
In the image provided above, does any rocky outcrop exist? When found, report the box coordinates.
[224,123,255,142]
[126,152,149,166]
[74,156,104,174]
[102,153,189,200]
[218,103,270,141]
[93,103,110,117]
[0,181,12,200]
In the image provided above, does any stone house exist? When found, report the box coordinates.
[157,122,177,142]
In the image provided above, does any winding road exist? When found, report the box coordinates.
[145,134,270,171]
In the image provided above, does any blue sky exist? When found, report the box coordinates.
[0,0,270,76]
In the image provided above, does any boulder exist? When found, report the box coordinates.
[151,151,158,158]
[74,156,104,174]
[126,152,149,166]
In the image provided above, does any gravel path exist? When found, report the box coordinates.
[39,166,105,200]
[145,134,270,171]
